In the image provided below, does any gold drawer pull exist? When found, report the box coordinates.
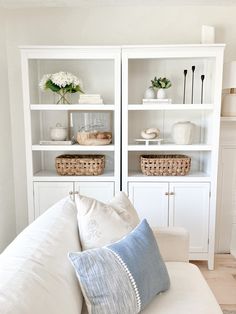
[69,191,79,195]
[69,191,79,200]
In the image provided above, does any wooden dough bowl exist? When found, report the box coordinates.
[77,131,112,145]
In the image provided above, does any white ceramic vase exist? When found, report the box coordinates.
[157,88,166,99]
[144,87,155,99]
[172,121,195,145]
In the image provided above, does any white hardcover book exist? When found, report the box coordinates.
[78,99,103,104]
[79,98,102,101]
[79,95,102,99]
[39,140,74,145]
[142,98,172,104]
[79,98,103,101]
[79,94,102,99]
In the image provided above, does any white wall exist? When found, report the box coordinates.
[0,10,16,251]
[4,5,236,234]
[216,123,236,253]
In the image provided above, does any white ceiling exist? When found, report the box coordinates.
[0,0,236,8]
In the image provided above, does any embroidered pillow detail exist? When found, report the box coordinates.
[75,192,140,250]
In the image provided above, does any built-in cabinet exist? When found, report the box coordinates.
[34,181,114,216]
[21,45,224,269]
[21,46,121,222]
[129,182,210,254]
[169,182,210,254]
[128,182,169,227]
[34,182,73,217]
[122,45,224,269]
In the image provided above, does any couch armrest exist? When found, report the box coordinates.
[152,227,189,262]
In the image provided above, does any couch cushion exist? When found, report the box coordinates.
[75,192,140,250]
[81,262,222,314]
[0,197,83,314]
[142,262,222,314]
[69,219,170,314]
[152,227,189,262]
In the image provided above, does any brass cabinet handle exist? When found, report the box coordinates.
[169,192,175,196]
[165,192,169,196]
[69,191,79,200]
[69,191,79,195]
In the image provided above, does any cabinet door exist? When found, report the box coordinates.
[169,182,210,253]
[75,182,114,203]
[128,182,169,227]
[34,182,73,218]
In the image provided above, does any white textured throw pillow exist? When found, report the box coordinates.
[75,192,140,250]
[0,197,83,314]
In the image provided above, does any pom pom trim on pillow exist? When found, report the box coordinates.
[69,219,170,314]
[106,247,142,312]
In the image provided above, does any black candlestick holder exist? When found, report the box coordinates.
[191,66,196,104]
[201,75,205,104]
[183,69,187,104]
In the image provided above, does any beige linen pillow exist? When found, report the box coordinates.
[75,192,140,250]
[0,197,83,314]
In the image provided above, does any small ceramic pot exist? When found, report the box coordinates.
[50,123,67,141]
[157,88,166,99]
[172,121,195,145]
[144,87,156,99]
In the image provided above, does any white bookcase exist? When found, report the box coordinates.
[21,46,121,222]
[21,45,224,269]
[122,45,225,269]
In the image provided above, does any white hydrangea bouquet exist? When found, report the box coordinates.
[39,71,83,104]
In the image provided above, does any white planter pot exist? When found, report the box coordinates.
[144,87,156,99]
[157,88,166,99]
[172,121,195,145]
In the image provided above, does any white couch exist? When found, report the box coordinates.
[0,197,222,314]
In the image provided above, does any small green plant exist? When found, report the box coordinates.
[151,77,172,89]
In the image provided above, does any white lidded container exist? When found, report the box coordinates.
[50,123,68,141]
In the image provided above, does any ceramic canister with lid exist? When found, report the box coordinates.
[50,123,68,141]
[172,121,195,145]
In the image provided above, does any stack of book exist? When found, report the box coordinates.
[142,98,172,104]
[39,140,74,145]
[79,94,103,104]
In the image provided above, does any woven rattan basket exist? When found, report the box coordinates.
[140,154,191,176]
[55,154,105,176]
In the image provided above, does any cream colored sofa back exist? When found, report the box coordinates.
[0,196,190,314]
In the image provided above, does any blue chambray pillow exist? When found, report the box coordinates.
[68,219,170,314]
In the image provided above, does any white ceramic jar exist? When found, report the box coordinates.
[144,87,155,99]
[157,88,166,99]
[172,121,195,145]
[50,123,68,141]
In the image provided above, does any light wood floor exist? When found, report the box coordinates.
[193,254,236,312]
